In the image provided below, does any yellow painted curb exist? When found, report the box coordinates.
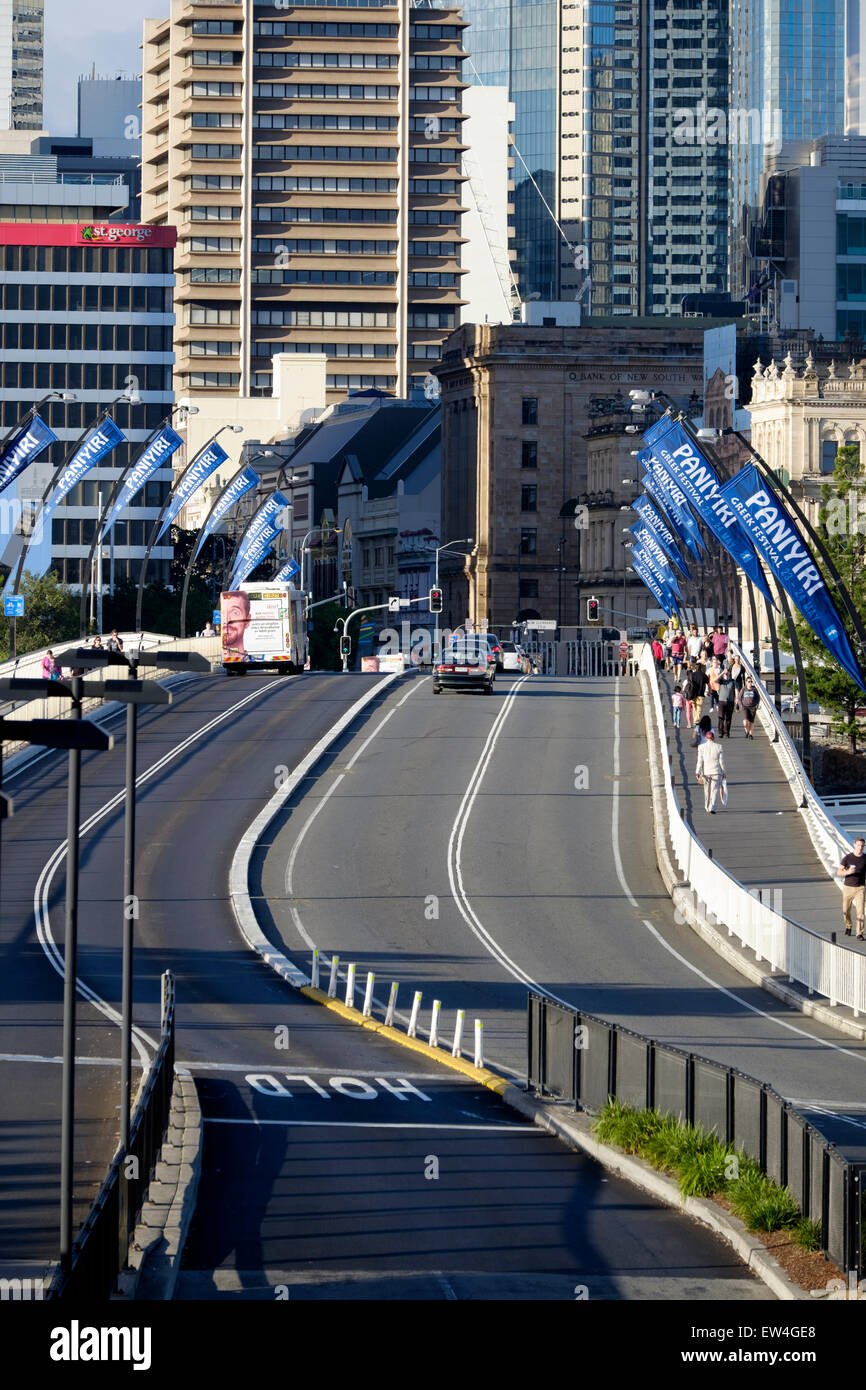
[299,985,511,1095]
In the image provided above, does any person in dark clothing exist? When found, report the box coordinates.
[739,676,760,738]
[690,713,712,748]
[688,660,708,725]
[716,669,738,737]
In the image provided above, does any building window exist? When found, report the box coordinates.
[521,485,537,512]
[519,578,539,597]
[374,546,384,565]
[362,548,371,568]
[521,440,537,469]
[522,398,538,426]
[821,441,840,474]
[520,529,537,555]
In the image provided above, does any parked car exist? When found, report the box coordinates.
[433,638,496,694]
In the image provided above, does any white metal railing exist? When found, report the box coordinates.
[1,633,222,758]
[729,642,853,878]
[640,645,866,1018]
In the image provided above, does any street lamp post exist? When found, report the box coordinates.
[178,450,277,638]
[434,537,472,660]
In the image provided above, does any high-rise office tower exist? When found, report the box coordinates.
[0,0,44,130]
[461,0,728,315]
[729,0,850,300]
[142,0,468,404]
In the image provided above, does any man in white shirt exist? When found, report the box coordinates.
[686,624,703,661]
[695,729,726,813]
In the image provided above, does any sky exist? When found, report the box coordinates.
[43,0,168,135]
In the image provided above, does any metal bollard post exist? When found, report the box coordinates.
[474,1019,484,1069]
[362,970,375,1017]
[385,982,399,1027]
[408,990,422,1038]
[328,954,339,998]
[311,948,319,990]
[344,962,356,1009]
[428,999,441,1048]
[452,1009,465,1058]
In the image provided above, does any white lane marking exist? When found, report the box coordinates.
[436,1274,458,1300]
[183,1061,445,1078]
[610,681,866,1065]
[0,1052,136,1066]
[446,676,576,1008]
[33,677,303,1064]
[202,1117,542,1131]
[790,1104,866,1133]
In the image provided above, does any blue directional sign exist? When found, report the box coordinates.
[4,594,24,618]
[213,609,221,626]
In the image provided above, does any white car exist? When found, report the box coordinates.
[498,640,527,672]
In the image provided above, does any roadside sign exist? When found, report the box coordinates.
[4,595,24,618]
[212,609,221,625]
[619,641,629,658]
[525,619,556,630]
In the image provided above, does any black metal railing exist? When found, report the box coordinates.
[527,992,865,1280]
[47,971,176,1300]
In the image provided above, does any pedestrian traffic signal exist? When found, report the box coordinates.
[340,635,352,657]
[587,597,600,623]
[429,586,443,613]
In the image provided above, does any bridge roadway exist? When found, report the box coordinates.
[266,670,866,1161]
[0,669,764,1300]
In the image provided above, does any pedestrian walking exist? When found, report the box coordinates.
[711,626,729,661]
[690,713,712,749]
[681,664,695,727]
[707,657,722,711]
[106,629,124,653]
[672,684,683,728]
[701,630,714,664]
[695,729,726,813]
[90,635,104,651]
[689,660,708,725]
[670,629,686,679]
[716,668,737,737]
[651,636,664,669]
[41,649,61,681]
[686,624,703,662]
[836,835,866,939]
[739,675,760,738]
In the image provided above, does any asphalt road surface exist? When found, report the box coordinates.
[0,666,768,1299]
[263,671,866,1160]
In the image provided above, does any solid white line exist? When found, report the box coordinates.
[446,677,576,1008]
[201,1117,542,1131]
[0,1052,135,1067]
[32,677,299,1063]
[180,1062,446,1077]
[609,681,866,1065]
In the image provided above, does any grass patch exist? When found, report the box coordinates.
[592,1098,811,1234]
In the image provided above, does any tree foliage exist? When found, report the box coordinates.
[0,570,80,661]
[783,444,866,751]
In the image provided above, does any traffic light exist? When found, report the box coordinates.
[340,635,352,658]
[587,597,600,624]
[429,586,443,613]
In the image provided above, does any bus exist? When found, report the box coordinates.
[220,582,308,675]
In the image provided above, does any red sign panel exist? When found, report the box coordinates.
[0,223,177,247]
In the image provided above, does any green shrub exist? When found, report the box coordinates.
[677,1141,731,1199]
[728,1166,799,1232]
[791,1218,822,1252]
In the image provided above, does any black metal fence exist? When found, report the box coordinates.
[48,971,177,1300]
[528,992,865,1280]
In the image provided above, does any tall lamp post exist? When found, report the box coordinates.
[178,449,276,638]
[434,536,473,658]
[134,420,247,633]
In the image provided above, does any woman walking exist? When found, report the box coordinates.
[740,675,760,739]
[717,666,738,738]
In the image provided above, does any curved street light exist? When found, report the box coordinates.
[134,420,247,633]
[179,450,276,638]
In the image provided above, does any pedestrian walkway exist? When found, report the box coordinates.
[657,670,857,943]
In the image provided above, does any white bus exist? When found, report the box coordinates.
[220,582,308,675]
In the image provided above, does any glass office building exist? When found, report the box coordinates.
[460,0,559,301]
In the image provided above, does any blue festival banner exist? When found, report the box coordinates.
[630,540,683,601]
[274,557,301,583]
[231,492,289,577]
[632,555,680,616]
[718,464,865,689]
[232,533,278,587]
[640,421,775,605]
[629,522,684,595]
[101,425,183,536]
[641,461,705,562]
[0,414,58,497]
[155,439,229,542]
[632,494,691,578]
[195,466,261,559]
[42,418,126,522]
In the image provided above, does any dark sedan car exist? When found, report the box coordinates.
[432,638,496,694]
